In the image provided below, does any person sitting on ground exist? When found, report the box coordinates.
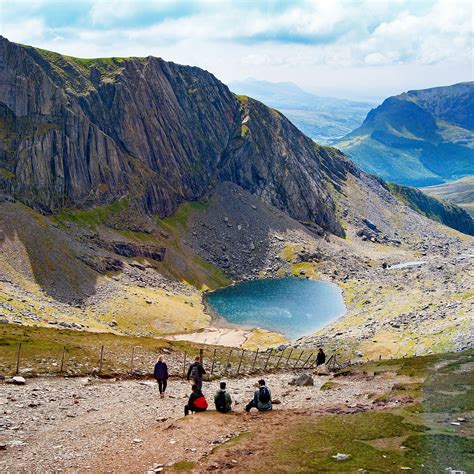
[184,384,208,416]
[153,356,169,398]
[245,379,272,412]
[214,381,232,413]
[316,348,326,366]
[187,355,206,391]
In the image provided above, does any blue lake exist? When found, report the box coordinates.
[206,278,346,339]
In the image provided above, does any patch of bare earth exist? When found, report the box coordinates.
[0,371,414,472]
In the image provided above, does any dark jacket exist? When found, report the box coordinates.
[187,362,206,381]
[154,361,168,380]
[188,390,206,410]
[316,351,326,366]
[214,389,232,412]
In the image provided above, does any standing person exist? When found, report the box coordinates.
[184,384,208,416]
[187,355,206,391]
[214,381,232,413]
[154,356,169,398]
[316,348,326,367]
[245,379,272,412]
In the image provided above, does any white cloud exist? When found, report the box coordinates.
[0,0,471,98]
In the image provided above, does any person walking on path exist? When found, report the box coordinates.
[154,356,169,398]
[214,381,232,413]
[245,379,272,412]
[184,384,208,416]
[187,355,206,391]
[316,348,326,367]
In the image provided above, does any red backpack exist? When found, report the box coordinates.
[193,396,208,410]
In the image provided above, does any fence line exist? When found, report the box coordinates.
[4,341,360,379]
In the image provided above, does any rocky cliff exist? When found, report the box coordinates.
[0,36,348,236]
[0,37,472,237]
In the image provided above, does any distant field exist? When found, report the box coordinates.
[421,176,474,217]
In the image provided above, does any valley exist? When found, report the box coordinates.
[0,34,473,474]
[0,0,472,468]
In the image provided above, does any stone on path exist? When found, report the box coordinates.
[5,376,26,385]
[289,374,314,386]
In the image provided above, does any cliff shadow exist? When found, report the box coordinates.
[0,201,101,305]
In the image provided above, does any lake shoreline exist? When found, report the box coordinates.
[206,277,346,339]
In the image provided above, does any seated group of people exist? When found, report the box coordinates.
[185,378,272,416]
[155,354,287,416]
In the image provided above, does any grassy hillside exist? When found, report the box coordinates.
[421,176,474,218]
[198,350,474,472]
[336,83,474,186]
[384,181,474,235]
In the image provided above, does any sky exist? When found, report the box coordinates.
[1,0,472,100]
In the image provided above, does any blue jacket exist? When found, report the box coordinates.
[154,361,168,380]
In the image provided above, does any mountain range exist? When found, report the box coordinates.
[229,78,375,144]
[0,37,473,357]
[336,83,474,187]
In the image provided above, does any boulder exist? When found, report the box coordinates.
[5,376,26,385]
[289,373,314,386]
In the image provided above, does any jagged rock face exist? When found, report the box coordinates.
[0,37,348,236]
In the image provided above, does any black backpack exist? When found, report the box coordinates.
[258,386,271,404]
[190,364,200,380]
[215,390,228,412]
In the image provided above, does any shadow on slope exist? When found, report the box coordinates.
[0,201,100,304]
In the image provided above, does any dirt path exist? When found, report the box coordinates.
[0,371,414,473]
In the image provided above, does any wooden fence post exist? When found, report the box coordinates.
[285,348,294,367]
[15,343,22,375]
[251,348,259,372]
[182,352,187,378]
[293,350,304,369]
[237,349,245,375]
[275,349,285,369]
[98,345,104,373]
[224,349,233,374]
[60,346,66,373]
[302,352,314,369]
[210,348,217,376]
[130,347,135,373]
[263,349,273,371]
[199,348,204,366]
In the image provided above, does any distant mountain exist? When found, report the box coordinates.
[421,176,474,218]
[336,83,474,187]
[228,78,375,144]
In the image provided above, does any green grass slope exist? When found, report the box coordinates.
[421,176,474,218]
[336,82,474,186]
[384,181,474,236]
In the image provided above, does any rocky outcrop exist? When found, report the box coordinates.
[0,37,471,237]
[0,37,348,235]
[109,241,166,261]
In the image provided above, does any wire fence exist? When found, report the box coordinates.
[3,342,348,380]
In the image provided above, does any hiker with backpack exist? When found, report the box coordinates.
[184,384,208,416]
[245,379,272,412]
[154,356,169,398]
[214,381,232,413]
[187,355,206,391]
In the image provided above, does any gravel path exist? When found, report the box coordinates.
[0,371,411,472]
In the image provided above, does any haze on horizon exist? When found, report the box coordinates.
[1,0,472,101]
